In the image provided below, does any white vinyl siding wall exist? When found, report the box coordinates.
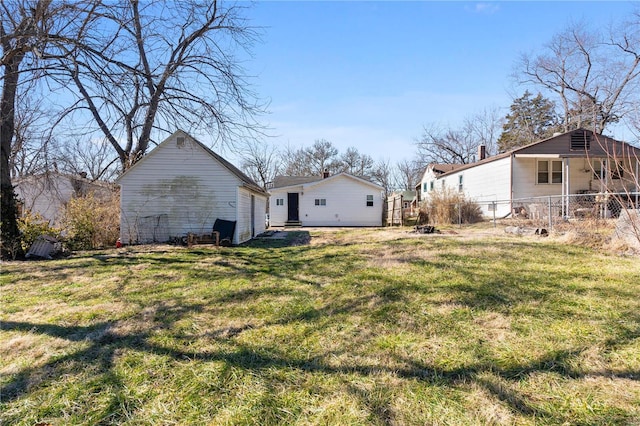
[236,187,268,243]
[297,176,381,226]
[268,175,383,227]
[437,157,513,217]
[119,135,250,244]
[268,186,303,227]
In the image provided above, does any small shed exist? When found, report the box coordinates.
[117,130,267,245]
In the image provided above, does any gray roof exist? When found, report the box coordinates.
[271,175,324,188]
[270,173,382,190]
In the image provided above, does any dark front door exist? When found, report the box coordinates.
[287,192,299,221]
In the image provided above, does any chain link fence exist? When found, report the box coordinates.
[417,192,640,233]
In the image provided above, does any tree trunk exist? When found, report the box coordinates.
[1,55,25,259]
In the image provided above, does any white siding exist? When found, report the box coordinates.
[118,134,242,244]
[236,187,268,243]
[268,175,383,227]
[269,187,302,227]
[431,157,513,217]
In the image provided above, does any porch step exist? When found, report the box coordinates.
[284,220,303,228]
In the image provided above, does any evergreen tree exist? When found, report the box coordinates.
[497,91,560,152]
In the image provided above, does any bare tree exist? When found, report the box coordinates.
[394,159,423,191]
[1,0,82,257]
[416,124,479,165]
[9,85,54,178]
[416,107,504,166]
[282,139,341,176]
[46,0,265,171]
[465,106,504,156]
[516,15,640,134]
[52,137,120,182]
[239,139,281,190]
[371,158,394,197]
[338,146,374,176]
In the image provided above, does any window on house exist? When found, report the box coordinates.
[403,201,409,209]
[423,183,428,192]
[366,195,374,207]
[537,160,563,184]
[458,175,463,192]
[429,181,434,191]
[276,198,284,206]
[315,198,326,206]
[442,180,445,189]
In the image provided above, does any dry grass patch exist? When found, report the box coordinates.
[1,228,639,425]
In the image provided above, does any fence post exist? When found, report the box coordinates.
[457,203,461,227]
[492,201,496,228]
[548,196,553,231]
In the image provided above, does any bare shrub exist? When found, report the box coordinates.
[422,188,483,225]
[62,190,120,250]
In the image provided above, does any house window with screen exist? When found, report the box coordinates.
[458,175,463,192]
[429,181,434,191]
[366,195,374,207]
[537,160,563,184]
[423,183,428,192]
[276,198,284,206]
[314,198,326,206]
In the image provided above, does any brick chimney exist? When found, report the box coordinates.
[478,145,486,161]
[322,168,330,179]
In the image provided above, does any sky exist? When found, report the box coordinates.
[231,1,638,164]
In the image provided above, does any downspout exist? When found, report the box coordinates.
[564,157,570,219]
[510,153,514,217]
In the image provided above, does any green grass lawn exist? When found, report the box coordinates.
[1,228,639,425]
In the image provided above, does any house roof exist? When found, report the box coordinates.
[431,163,464,174]
[270,172,383,191]
[271,175,324,188]
[116,130,267,195]
[436,129,640,178]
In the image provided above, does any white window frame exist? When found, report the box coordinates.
[366,194,374,207]
[314,198,326,206]
[276,198,284,206]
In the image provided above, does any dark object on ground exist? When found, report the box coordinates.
[186,219,237,246]
[212,219,236,246]
[414,225,438,234]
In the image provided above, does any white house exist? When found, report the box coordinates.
[416,164,464,205]
[419,129,640,218]
[268,172,384,227]
[15,171,113,226]
[117,130,268,245]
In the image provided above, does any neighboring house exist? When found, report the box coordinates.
[416,163,464,205]
[419,129,640,218]
[117,130,268,245]
[14,171,112,227]
[268,172,384,227]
